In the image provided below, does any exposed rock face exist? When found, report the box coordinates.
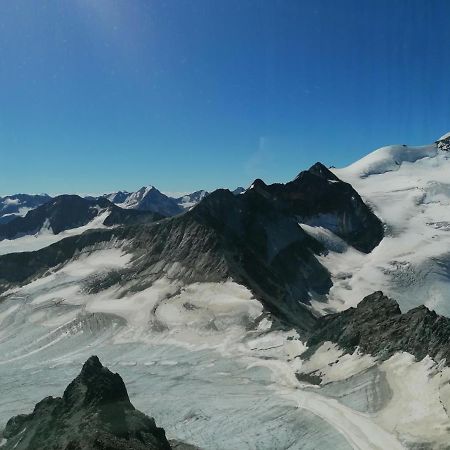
[249,163,384,253]
[1,356,172,450]
[304,291,450,363]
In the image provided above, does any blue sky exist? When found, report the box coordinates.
[1,0,450,195]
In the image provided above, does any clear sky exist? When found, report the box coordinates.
[1,0,450,196]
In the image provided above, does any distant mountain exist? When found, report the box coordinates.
[176,190,209,210]
[232,187,246,195]
[0,195,162,242]
[103,190,132,204]
[102,186,246,214]
[0,194,51,224]
[106,186,184,217]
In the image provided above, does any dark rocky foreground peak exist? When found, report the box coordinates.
[304,291,450,363]
[1,356,180,450]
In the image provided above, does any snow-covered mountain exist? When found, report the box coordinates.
[105,186,184,217]
[104,186,246,214]
[302,132,450,317]
[176,190,209,210]
[2,133,450,449]
[0,193,51,224]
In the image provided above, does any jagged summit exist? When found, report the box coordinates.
[299,162,340,182]
[2,356,171,450]
[248,164,383,253]
[63,355,132,409]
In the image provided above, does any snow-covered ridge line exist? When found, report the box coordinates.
[335,144,438,179]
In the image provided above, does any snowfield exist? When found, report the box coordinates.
[1,245,447,449]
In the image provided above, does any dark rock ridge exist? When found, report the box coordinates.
[0,193,52,224]
[1,356,173,450]
[0,186,329,331]
[0,195,163,241]
[249,163,383,253]
[304,291,450,364]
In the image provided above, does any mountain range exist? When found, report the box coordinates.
[1,132,450,449]
[0,186,245,226]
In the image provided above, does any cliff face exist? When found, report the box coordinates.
[256,162,384,253]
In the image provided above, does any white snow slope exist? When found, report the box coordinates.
[305,135,450,318]
[1,240,448,448]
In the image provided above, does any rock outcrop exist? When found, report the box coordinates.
[304,291,450,363]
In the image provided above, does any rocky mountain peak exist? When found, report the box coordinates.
[63,355,132,409]
[303,162,340,182]
[356,290,402,317]
[2,356,172,450]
